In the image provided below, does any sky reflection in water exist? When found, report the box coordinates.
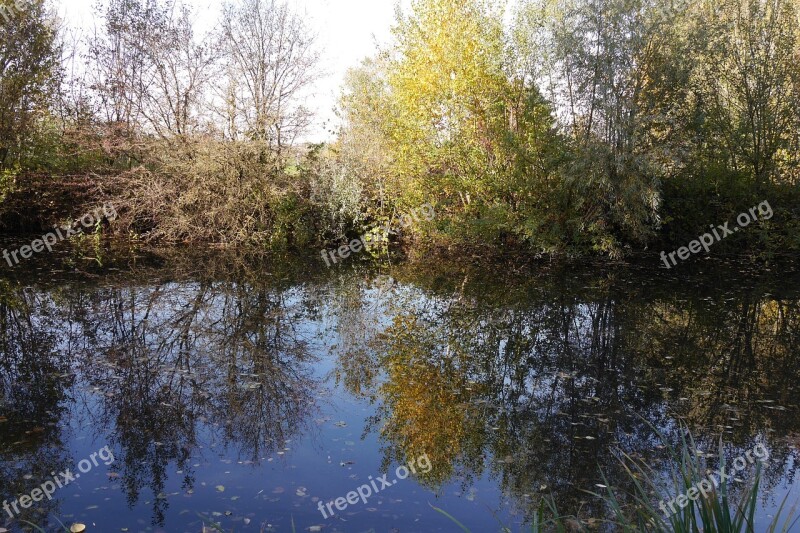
[1,253,800,531]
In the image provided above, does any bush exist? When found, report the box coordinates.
[107,139,327,246]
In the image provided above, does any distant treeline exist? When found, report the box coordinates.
[1,0,799,258]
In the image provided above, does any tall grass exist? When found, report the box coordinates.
[591,429,799,532]
[434,428,800,532]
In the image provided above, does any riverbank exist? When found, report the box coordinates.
[1,162,799,265]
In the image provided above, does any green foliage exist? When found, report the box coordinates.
[1,0,799,257]
[434,427,799,532]
[0,165,16,203]
[591,428,799,532]
[338,0,577,252]
[304,143,366,240]
[0,0,59,170]
[686,0,800,190]
[19,116,109,174]
[336,0,739,257]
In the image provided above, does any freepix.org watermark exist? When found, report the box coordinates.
[660,201,773,269]
[658,443,769,517]
[321,204,435,267]
[2,203,117,267]
[317,453,432,518]
[2,445,115,519]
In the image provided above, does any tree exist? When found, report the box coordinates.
[515,0,679,252]
[86,0,214,140]
[219,0,319,154]
[86,0,162,132]
[689,0,800,189]
[340,0,565,248]
[0,0,59,169]
[137,3,215,138]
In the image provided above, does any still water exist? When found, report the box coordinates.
[1,248,800,532]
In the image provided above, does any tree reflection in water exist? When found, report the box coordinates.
[333,261,800,521]
[1,253,799,528]
[0,281,73,525]
[0,256,321,528]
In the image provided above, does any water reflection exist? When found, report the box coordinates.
[0,253,799,530]
[0,281,73,526]
[0,257,322,529]
[335,262,800,520]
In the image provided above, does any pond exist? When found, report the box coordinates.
[1,247,800,532]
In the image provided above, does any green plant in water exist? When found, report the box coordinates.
[592,427,800,533]
[434,427,800,532]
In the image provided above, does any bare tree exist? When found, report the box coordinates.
[219,0,319,154]
[86,0,214,140]
[139,3,216,138]
[85,0,163,132]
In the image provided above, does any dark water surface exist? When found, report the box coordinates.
[2,248,800,532]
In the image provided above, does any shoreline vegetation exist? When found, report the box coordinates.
[433,427,799,532]
[1,0,800,262]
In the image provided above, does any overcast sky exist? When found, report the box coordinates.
[55,0,402,141]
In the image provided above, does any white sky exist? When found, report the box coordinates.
[55,0,402,141]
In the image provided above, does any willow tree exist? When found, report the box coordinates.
[514,0,681,253]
